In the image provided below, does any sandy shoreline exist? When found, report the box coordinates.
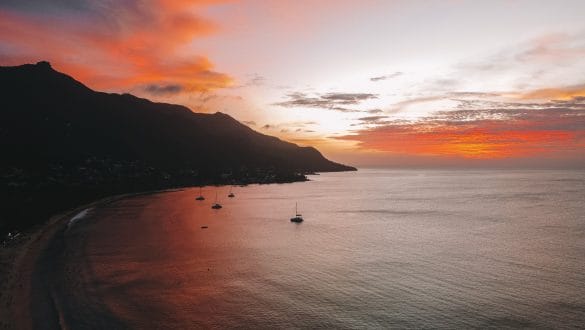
[0,188,184,330]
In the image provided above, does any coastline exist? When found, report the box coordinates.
[0,188,184,329]
[1,171,318,238]
[0,176,329,329]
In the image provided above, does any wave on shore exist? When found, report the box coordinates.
[67,208,92,230]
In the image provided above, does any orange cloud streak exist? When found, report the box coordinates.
[515,85,585,101]
[0,1,232,93]
[338,116,585,160]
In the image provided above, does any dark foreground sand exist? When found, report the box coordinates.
[0,208,73,330]
[0,190,180,330]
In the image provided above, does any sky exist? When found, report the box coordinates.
[1,0,584,168]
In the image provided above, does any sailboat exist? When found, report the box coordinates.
[211,192,222,209]
[290,202,303,223]
[228,186,235,198]
[195,187,205,201]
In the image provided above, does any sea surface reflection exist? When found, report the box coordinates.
[52,169,585,328]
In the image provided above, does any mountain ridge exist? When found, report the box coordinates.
[0,61,355,171]
[0,61,355,234]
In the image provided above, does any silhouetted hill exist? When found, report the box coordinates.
[0,61,355,234]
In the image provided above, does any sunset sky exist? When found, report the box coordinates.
[1,0,584,167]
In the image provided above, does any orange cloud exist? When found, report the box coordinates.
[337,108,585,160]
[0,1,232,93]
[348,126,575,159]
[513,85,585,101]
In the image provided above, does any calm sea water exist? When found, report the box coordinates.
[50,169,585,328]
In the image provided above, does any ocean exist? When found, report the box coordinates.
[43,169,585,328]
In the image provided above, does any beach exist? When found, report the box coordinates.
[0,190,183,329]
[1,206,75,329]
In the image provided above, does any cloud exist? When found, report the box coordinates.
[143,83,183,96]
[321,93,377,102]
[454,32,585,90]
[260,121,318,131]
[515,33,585,63]
[512,84,585,101]
[386,87,585,114]
[366,109,384,114]
[355,115,389,125]
[449,92,501,98]
[337,101,585,160]
[329,107,362,113]
[388,95,451,113]
[370,72,403,82]
[0,0,92,14]
[247,74,265,86]
[230,73,266,89]
[0,1,233,93]
[274,91,377,112]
